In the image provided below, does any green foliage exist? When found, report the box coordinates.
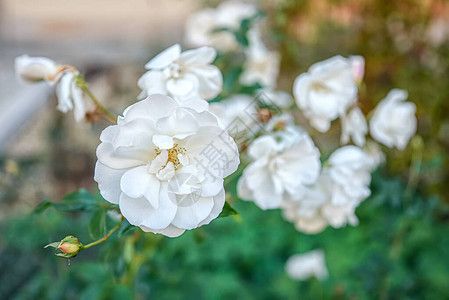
[218,201,238,218]
[34,189,117,213]
[89,208,108,239]
[2,169,449,299]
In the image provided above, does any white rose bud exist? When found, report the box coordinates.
[15,55,58,83]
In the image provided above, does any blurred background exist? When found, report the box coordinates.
[1,0,449,299]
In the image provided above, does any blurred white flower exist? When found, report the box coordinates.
[209,94,258,134]
[426,18,449,47]
[281,172,360,234]
[238,132,321,210]
[15,55,86,122]
[15,55,59,83]
[94,94,239,237]
[138,44,222,102]
[327,145,372,206]
[240,29,280,88]
[369,89,417,150]
[340,107,368,147]
[349,55,365,84]
[293,56,358,132]
[281,146,371,234]
[285,250,329,281]
[184,1,257,52]
[365,140,386,171]
[56,72,87,122]
[258,89,293,109]
[281,174,330,234]
[264,113,295,133]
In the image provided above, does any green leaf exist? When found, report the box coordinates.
[89,208,107,239]
[44,241,60,249]
[118,219,136,237]
[63,188,98,204]
[33,189,114,214]
[218,201,238,218]
[34,201,53,213]
[234,31,249,47]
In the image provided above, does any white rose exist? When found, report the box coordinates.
[340,107,368,147]
[238,131,321,210]
[15,55,59,83]
[369,89,417,150]
[293,56,358,132]
[138,44,222,101]
[94,94,239,237]
[285,250,329,281]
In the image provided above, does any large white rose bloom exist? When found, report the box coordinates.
[15,55,86,122]
[184,1,257,52]
[281,146,372,234]
[138,44,222,102]
[285,249,329,281]
[369,89,417,150]
[340,107,368,147]
[94,94,240,237]
[238,130,321,210]
[293,56,358,132]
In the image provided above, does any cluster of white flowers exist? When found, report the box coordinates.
[14,1,418,242]
[236,53,417,234]
[15,55,87,122]
[281,146,372,233]
[185,1,281,91]
[185,1,257,52]
[91,38,244,237]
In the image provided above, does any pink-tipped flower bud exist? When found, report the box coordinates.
[349,55,365,84]
[15,55,58,83]
[57,236,82,258]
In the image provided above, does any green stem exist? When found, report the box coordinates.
[75,75,117,124]
[405,135,423,193]
[81,219,123,250]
